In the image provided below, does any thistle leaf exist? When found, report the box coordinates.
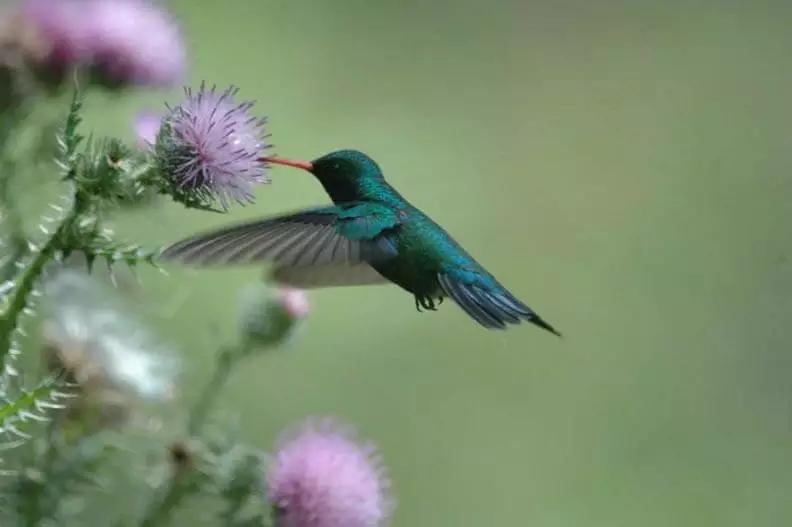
[61,91,85,164]
[0,376,63,449]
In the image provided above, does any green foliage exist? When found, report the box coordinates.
[0,87,206,526]
[2,433,116,526]
[0,81,287,526]
[0,376,66,453]
[209,443,270,527]
[139,438,269,527]
[54,92,84,184]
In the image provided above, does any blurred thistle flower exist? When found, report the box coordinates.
[10,0,185,87]
[13,0,89,74]
[135,110,162,146]
[239,284,309,350]
[155,84,271,209]
[267,418,393,527]
[84,0,186,87]
[42,270,178,426]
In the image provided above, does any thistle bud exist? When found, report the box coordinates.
[238,284,309,351]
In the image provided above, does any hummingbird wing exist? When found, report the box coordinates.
[161,203,401,288]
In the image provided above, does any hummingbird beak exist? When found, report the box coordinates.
[260,156,313,172]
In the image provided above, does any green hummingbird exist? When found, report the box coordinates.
[162,150,560,334]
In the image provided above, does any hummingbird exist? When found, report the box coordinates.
[161,150,560,334]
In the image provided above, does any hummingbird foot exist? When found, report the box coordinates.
[416,295,439,311]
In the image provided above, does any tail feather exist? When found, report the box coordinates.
[437,274,505,329]
[438,273,561,335]
[489,289,561,336]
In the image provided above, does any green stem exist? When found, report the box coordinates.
[21,422,59,527]
[138,346,239,527]
[187,347,234,435]
[0,235,28,282]
[138,478,193,527]
[0,169,29,281]
[0,194,79,364]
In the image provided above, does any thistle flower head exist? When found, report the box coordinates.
[156,84,271,209]
[239,285,309,350]
[15,0,90,72]
[12,0,185,87]
[84,0,186,87]
[267,418,393,527]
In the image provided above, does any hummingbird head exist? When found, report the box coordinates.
[262,149,384,203]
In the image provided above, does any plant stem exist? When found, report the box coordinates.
[138,346,239,527]
[0,193,78,364]
[187,347,234,435]
[138,477,194,527]
[21,421,59,527]
[0,175,29,281]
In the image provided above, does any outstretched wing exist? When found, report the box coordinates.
[437,269,560,335]
[161,203,401,288]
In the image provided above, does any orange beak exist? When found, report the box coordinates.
[260,156,313,171]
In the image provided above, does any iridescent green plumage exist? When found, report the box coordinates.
[162,150,559,334]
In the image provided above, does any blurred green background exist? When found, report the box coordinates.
[85,1,792,525]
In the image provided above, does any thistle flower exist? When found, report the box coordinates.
[155,84,271,209]
[14,0,89,73]
[135,111,162,146]
[84,0,186,87]
[267,418,394,527]
[239,285,309,350]
[12,0,185,87]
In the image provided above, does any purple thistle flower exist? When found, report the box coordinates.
[17,0,91,72]
[134,111,162,146]
[14,0,185,87]
[267,418,394,527]
[157,84,271,209]
[84,0,186,87]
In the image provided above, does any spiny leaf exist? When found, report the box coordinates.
[0,376,67,457]
[0,375,62,426]
[83,240,161,271]
[61,90,84,162]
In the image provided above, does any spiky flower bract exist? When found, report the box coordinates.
[155,84,271,210]
[239,285,309,350]
[267,418,393,527]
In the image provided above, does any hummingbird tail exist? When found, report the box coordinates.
[438,273,561,335]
